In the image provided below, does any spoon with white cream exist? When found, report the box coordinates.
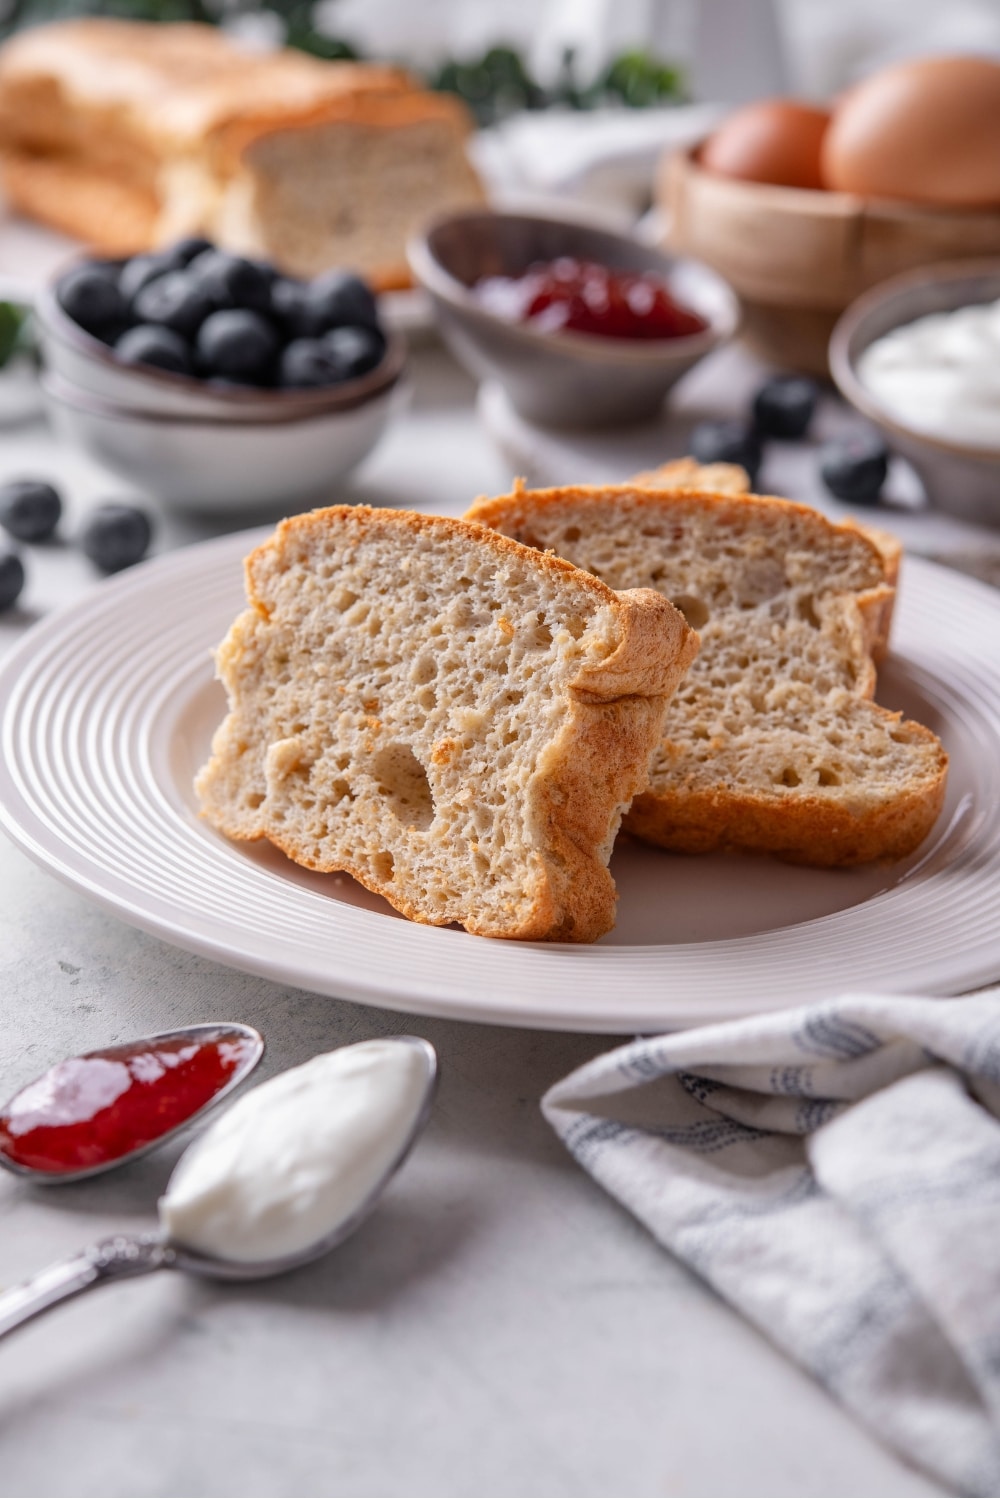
[0,1037,437,1337]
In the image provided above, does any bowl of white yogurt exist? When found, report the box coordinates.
[830,260,1000,526]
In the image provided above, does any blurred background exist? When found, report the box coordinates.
[2,0,1000,565]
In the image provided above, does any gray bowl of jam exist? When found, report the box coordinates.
[408,209,739,429]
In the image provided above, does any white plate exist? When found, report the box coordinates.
[1,531,999,1033]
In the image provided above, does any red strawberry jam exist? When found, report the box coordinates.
[0,1028,259,1176]
[474,257,708,340]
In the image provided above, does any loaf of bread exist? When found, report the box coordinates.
[466,482,947,866]
[0,19,484,284]
[196,506,697,941]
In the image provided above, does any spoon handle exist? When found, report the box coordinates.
[0,1232,170,1340]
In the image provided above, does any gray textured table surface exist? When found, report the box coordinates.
[0,342,975,1498]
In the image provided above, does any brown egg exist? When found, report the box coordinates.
[700,100,831,190]
[823,56,1000,206]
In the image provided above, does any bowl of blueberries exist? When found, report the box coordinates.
[37,237,406,511]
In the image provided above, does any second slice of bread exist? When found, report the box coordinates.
[196,506,697,941]
[466,484,948,866]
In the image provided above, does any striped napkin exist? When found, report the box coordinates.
[543,991,1000,1495]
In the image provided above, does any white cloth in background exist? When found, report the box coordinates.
[543,991,1000,1495]
[470,104,721,220]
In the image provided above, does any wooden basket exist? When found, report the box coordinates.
[662,147,1000,374]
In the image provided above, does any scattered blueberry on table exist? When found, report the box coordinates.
[752,375,819,440]
[0,549,25,611]
[55,241,387,391]
[0,477,154,599]
[688,375,893,509]
[0,479,62,543]
[79,504,153,574]
[819,435,890,505]
[690,418,763,486]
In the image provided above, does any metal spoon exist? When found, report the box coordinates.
[0,1023,265,1185]
[0,1036,437,1340]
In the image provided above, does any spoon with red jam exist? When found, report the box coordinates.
[0,1023,264,1184]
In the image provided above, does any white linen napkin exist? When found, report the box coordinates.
[543,991,1000,1495]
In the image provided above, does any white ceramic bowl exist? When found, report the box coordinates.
[408,209,739,428]
[43,373,406,513]
[830,260,1000,527]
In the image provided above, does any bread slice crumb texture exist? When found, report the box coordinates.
[466,485,948,866]
[196,506,697,941]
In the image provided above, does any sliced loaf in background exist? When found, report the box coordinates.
[466,483,947,867]
[197,506,697,942]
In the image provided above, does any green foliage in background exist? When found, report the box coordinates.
[433,47,547,124]
[431,45,685,124]
[599,50,684,109]
[0,301,31,367]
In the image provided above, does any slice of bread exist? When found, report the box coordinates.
[196,506,697,941]
[629,456,900,658]
[466,483,948,867]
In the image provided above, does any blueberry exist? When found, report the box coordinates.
[187,250,272,314]
[0,549,25,610]
[196,309,278,383]
[79,504,153,573]
[119,252,178,306]
[322,324,386,380]
[279,337,349,388]
[133,271,214,339]
[115,324,192,375]
[246,257,280,288]
[819,435,889,505]
[302,270,379,335]
[752,375,819,440]
[690,418,762,484]
[0,479,62,543]
[56,263,128,342]
[270,277,311,338]
[171,235,215,265]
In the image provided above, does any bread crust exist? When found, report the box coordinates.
[630,458,750,494]
[0,149,158,253]
[198,506,697,942]
[624,717,947,865]
[466,482,947,868]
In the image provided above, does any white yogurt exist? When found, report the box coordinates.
[158,1039,430,1264]
[857,298,1000,451]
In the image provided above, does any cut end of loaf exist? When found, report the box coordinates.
[237,109,484,282]
[196,505,697,941]
[466,483,947,867]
